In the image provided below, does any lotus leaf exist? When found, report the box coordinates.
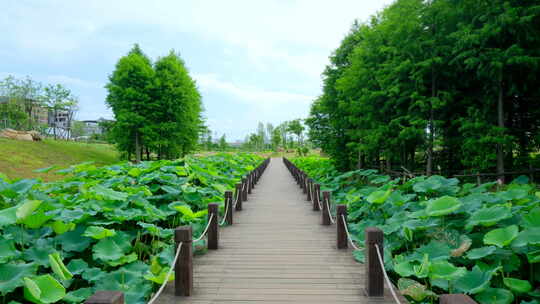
[429,260,466,280]
[398,278,436,301]
[467,205,512,228]
[83,226,116,239]
[475,288,514,304]
[484,225,519,248]
[466,246,497,260]
[425,196,462,216]
[0,263,38,295]
[503,278,532,293]
[23,275,65,304]
[454,265,499,294]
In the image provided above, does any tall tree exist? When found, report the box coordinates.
[153,51,202,158]
[106,45,154,162]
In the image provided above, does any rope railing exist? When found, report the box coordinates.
[219,198,230,226]
[374,243,403,304]
[147,242,183,304]
[193,214,214,242]
[340,214,361,251]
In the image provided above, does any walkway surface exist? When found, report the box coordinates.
[157,158,397,303]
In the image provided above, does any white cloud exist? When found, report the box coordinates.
[194,73,313,108]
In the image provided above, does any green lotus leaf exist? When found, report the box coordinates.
[50,221,76,235]
[454,265,499,294]
[128,168,142,177]
[475,287,514,304]
[16,200,42,220]
[426,196,462,216]
[0,206,18,227]
[106,252,138,266]
[366,189,392,204]
[523,207,540,228]
[63,288,94,303]
[503,277,532,293]
[0,239,20,263]
[527,249,540,264]
[484,225,519,248]
[83,226,116,239]
[81,268,107,283]
[0,263,38,295]
[414,241,451,261]
[94,265,152,304]
[23,242,55,266]
[91,184,128,201]
[92,231,133,262]
[512,228,540,247]
[397,278,436,301]
[467,205,512,228]
[413,254,430,278]
[144,267,174,284]
[466,246,496,260]
[55,226,92,252]
[161,185,181,195]
[48,252,73,280]
[429,260,466,280]
[394,260,415,277]
[23,274,66,304]
[21,210,53,229]
[66,259,89,275]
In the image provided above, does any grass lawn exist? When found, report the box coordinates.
[0,138,120,181]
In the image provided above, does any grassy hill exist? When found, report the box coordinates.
[0,138,120,181]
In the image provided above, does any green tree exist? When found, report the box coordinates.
[106,44,154,162]
[153,50,203,158]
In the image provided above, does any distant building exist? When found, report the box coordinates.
[81,120,101,135]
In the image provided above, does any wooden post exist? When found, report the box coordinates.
[248,173,253,194]
[439,294,478,304]
[313,184,321,211]
[302,173,307,193]
[242,177,248,201]
[225,190,233,225]
[85,291,124,304]
[322,191,331,226]
[175,226,193,296]
[365,227,384,297]
[337,205,347,249]
[235,183,243,211]
[207,203,218,250]
[306,178,312,201]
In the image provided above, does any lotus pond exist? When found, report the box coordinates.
[292,156,540,304]
[0,153,263,303]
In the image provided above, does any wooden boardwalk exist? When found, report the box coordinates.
[156,158,397,303]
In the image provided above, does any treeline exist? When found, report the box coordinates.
[306,0,540,181]
[0,76,78,139]
[106,45,202,161]
[242,119,306,152]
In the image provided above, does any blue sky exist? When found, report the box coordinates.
[1,0,393,141]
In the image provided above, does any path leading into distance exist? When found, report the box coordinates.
[156,158,398,303]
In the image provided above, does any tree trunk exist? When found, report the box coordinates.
[496,71,505,184]
[146,146,150,161]
[426,67,436,176]
[357,149,364,169]
[135,131,141,163]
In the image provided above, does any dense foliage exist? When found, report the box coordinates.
[0,153,262,303]
[106,45,203,161]
[293,156,540,304]
[306,0,540,179]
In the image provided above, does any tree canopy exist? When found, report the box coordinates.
[306,0,540,179]
[105,45,203,161]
